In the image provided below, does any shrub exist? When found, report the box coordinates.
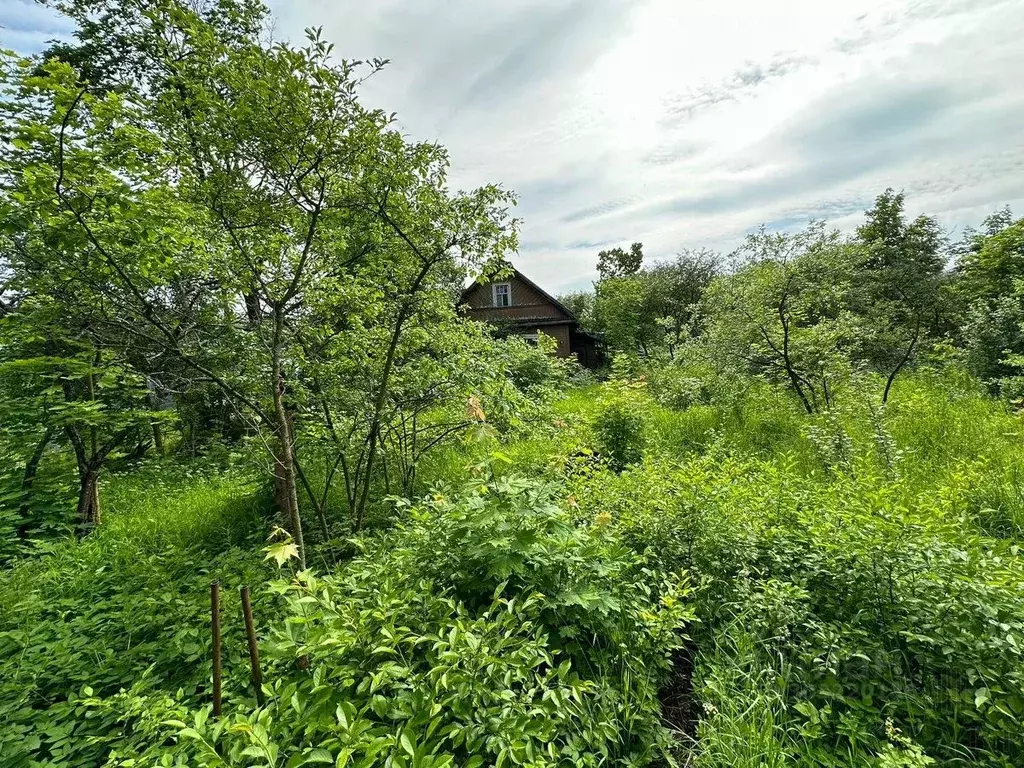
[997,375,1024,409]
[0,465,272,767]
[0,437,76,563]
[566,447,1024,765]
[593,381,648,470]
[646,366,710,410]
[133,473,695,768]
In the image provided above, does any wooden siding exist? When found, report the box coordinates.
[461,270,581,359]
[539,324,571,357]
[463,275,568,320]
[464,304,568,322]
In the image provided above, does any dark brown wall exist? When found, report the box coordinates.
[465,305,565,322]
[537,324,572,357]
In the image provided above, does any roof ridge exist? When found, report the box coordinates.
[459,263,577,322]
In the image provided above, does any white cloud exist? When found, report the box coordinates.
[269,0,1024,291]
[5,0,1022,293]
[0,0,75,53]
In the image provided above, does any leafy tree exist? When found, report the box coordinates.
[590,249,719,359]
[0,45,233,533]
[646,248,721,358]
[597,241,643,280]
[854,189,947,401]
[2,0,517,565]
[558,290,595,329]
[703,223,862,413]
[594,273,663,357]
[954,213,1024,386]
[956,209,1024,306]
[0,299,164,530]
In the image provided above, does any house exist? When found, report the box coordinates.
[460,266,602,368]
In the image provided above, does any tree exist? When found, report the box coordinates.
[0,51,181,526]
[2,0,517,564]
[594,273,662,357]
[645,249,721,359]
[702,223,862,413]
[0,297,164,530]
[597,241,643,280]
[557,290,595,330]
[591,249,720,359]
[955,213,1024,386]
[956,209,1024,306]
[855,189,946,401]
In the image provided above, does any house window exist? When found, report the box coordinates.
[492,282,511,307]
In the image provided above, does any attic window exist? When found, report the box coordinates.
[492,282,511,307]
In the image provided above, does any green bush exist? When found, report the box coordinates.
[592,381,648,470]
[646,366,711,410]
[0,465,273,767]
[996,375,1024,409]
[565,443,1024,765]
[129,473,695,767]
[557,367,1024,765]
[0,437,76,563]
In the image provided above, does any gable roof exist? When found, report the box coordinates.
[459,265,579,323]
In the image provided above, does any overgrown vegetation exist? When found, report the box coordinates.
[1,1,1023,766]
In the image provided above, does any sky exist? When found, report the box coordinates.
[4,0,1023,293]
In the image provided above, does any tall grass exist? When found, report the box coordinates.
[551,367,1024,766]
[0,462,275,766]
[692,622,793,768]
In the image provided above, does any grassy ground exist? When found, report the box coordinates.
[1,368,1022,766]
[417,369,1024,765]
[0,463,276,766]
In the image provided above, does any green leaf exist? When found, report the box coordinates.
[265,541,299,567]
[304,748,335,764]
[400,732,415,756]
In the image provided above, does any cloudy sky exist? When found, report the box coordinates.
[4,0,1023,292]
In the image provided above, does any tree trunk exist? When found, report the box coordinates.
[883,321,920,404]
[17,427,54,534]
[777,295,816,415]
[271,309,306,569]
[273,441,290,518]
[20,428,51,502]
[294,452,330,541]
[152,421,164,455]
[77,467,101,531]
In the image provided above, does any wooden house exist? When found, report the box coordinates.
[460,267,601,368]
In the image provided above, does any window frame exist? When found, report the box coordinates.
[492,282,512,307]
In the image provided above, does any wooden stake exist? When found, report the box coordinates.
[211,581,222,718]
[240,585,265,707]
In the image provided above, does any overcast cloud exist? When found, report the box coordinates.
[5,0,1023,292]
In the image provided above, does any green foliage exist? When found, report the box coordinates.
[0,435,75,562]
[693,619,793,768]
[120,473,694,767]
[556,290,596,331]
[702,222,865,413]
[592,380,649,470]
[2,3,1024,767]
[591,249,720,359]
[0,464,273,767]
[957,217,1024,386]
[597,241,644,280]
[561,369,1024,766]
[498,333,573,411]
[854,189,946,385]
